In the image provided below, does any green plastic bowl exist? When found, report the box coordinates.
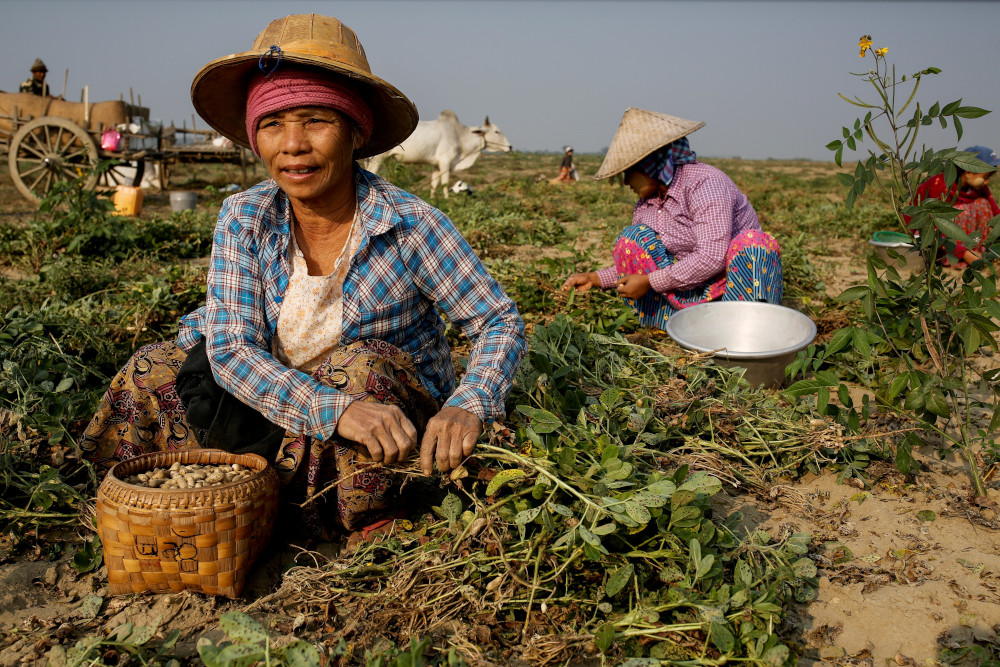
[872,230,913,245]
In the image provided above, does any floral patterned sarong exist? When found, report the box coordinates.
[79,339,439,537]
[612,225,784,329]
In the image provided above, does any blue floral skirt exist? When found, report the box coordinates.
[613,224,784,329]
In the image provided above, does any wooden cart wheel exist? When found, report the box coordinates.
[97,158,146,190]
[7,116,99,204]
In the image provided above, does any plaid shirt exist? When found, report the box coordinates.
[597,163,761,293]
[177,168,526,440]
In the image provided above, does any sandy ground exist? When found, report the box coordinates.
[1,446,996,666]
[0,161,997,666]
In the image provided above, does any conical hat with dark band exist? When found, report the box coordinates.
[594,108,705,180]
[190,14,417,158]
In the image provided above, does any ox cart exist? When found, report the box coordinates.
[0,91,254,204]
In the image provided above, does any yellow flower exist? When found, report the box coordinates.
[858,34,872,57]
[875,47,888,57]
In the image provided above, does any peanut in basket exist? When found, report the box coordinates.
[122,461,254,489]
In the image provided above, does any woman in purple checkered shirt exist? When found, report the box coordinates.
[79,14,526,541]
[563,108,784,329]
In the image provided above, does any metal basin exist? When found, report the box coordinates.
[869,236,924,275]
[665,302,817,388]
[169,191,198,212]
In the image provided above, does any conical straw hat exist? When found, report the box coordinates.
[191,14,417,158]
[593,108,705,180]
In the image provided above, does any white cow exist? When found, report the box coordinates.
[364,110,511,197]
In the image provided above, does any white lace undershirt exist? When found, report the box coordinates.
[272,211,363,372]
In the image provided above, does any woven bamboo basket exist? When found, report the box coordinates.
[96,449,279,598]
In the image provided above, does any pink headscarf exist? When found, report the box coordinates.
[245,70,374,156]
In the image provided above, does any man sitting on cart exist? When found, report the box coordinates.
[19,59,53,97]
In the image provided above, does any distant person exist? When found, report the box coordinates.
[907,145,999,269]
[550,146,577,183]
[19,59,52,97]
[561,107,784,330]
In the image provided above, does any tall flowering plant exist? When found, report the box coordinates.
[787,36,1000,499]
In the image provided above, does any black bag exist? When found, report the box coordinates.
[174,339,285,460]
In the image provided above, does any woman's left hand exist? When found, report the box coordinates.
[420,406,483,475]
[616,274,651,299]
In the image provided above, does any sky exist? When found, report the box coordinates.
[4,0,1000,162]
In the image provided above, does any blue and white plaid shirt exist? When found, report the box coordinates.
[177,167,526,441]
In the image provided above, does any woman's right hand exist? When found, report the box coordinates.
[561,272,601,292]
[335,401,418,464]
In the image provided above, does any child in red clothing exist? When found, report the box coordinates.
[910,145,999,268]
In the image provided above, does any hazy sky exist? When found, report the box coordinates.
[4,0,999,161]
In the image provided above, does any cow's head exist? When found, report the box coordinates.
[475,116,513,153]
[450,179,474,195]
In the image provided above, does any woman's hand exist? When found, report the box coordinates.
[616,274,651,299]
[336,401,418,464]
[561,272,601,292]
[420,406,483,475]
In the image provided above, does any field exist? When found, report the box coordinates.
[0,151,998,667]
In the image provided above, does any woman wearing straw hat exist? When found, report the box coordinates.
[79,14,526,541]
[562,108,784,329]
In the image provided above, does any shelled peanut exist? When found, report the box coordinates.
[122,461,254,489]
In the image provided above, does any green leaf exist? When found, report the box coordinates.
[485,469,526,496]
[986,405,1000,435]
[925,388,950,418]
[677,471,722,498]
[782,379,827,398]
[851,328,872,360]
[594,622,615,653]
[76,595,104,620]
[763,644,790,666]
[214,643,266,667]
[887,373,909,401]
[837,285,870,302]
[514,506,542,525]
[618,658,661,667]
[599,386,622,409]
[605,562,634,597]
[197,640,223,667]
[630,491,668,508]
[954,105,990,119]
[695,554,715,581]
[219,612,268,645]
[517,405,562,433]
[277,640,322,667]
[437,493,463,522]
[670,489,697,509]
[592,522,617,535]
[604,461,634,481]
[824,328,854,355]
[548,503,573,517]
[916,510,936,523]
[709,619,735,653]
[72,538,102,574]
[736,559,752,588]
[128,620,161,647]
[792,558,818,578]
[622,501,651,524]
[578,525,608,553]
[671,505,701,524]
[646,479,677,497]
